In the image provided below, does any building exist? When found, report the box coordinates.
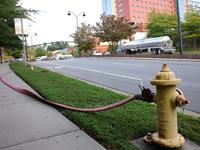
[102,0,189,38]
[189,0,200,7]
[116,0,175,23]
[102,0,117,16]
[173,0,189,21]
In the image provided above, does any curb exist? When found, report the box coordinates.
[86,56,200,62]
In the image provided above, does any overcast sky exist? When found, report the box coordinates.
[20,0,102,46]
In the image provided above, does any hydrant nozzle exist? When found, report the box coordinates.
[150,64,189,148]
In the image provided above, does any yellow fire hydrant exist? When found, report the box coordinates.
[150,64,189,148]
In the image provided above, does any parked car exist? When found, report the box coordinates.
[93,50,102,55]
[104,52,111,55]
[16,58,23,61]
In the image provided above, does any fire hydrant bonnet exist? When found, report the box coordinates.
[151,64,181,85]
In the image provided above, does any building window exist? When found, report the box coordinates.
[132,5,134,8]
[161,9,163,12]
[168,10,169,13]
[153,3,155,6]
[133,11,135,14]
[142,12,144,15]
[146,18,148,21]
[157,9,159,12]
[164,0,165,2]
[138,17,140,20]
[167,5,169,8]
[119,8,123,12]
[141,1,143,4]
[132,0,134,2]
[118,3,122,7]
[137,11,139,14]
[145,7,147,10]
[141,6,143,9]
[145,1,147,4]
[171,6,172,9]
[136,0,138,3]
[160,4,162,7]
[142,17,144,20]
[171,11,173,13]
[167,0,169,3]
[149,7,151,10]
[157,3,158,6]
[133,16,135,19]
[137,5,139,8]
[164,5,166,8]
[119,14,123,17]
[160,0,162,2]
[146,12,148,15]
[170,1,172,4]
[149,2,151,5]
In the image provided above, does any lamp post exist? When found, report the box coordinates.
[67,11,86,28]
[176,0,183,54]
[31,33,37,61]
[68,11,86,57]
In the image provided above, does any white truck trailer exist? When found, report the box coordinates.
[121,36,176,54]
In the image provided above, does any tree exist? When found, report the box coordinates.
[46,52,53,57]
[182,5,200,49]
[0,0,37,56]
[94,13,135,54]
[70,23,96,55]
[6,48,22,58]
[146,8,179,46]
[61,52,66,55]
[35,47,46,57]
[47,41,69,51]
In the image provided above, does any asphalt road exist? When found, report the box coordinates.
[32,58,200,113]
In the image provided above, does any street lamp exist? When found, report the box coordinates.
[68,11,86,57]
[176,0,183,54]
[67,11,86,27]
[31,33,37,61]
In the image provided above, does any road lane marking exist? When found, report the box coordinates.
[112,63,144,67]
[47,62,143,81]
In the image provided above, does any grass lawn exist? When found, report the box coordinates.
[10,61,200,150]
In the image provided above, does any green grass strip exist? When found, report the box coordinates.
[10,61,200,150]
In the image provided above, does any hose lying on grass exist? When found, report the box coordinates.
[1,70,139,112]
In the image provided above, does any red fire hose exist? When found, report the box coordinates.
[1,70,139,112]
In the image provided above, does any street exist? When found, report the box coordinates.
[32,58,200,113]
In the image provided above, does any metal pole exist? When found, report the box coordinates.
[176,0,183,54]
[76,16,81,57]
[21,18,27,67]
[76,16,78,28]
[0,47,2,63]
[31,36,34,61]
[25,36,28,61]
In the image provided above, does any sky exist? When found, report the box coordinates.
[20,0,102,46]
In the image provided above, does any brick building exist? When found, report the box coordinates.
[114,0,188,35]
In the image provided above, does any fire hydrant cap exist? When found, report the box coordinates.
[151,64,181,85]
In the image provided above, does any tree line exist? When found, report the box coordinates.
[71,4,200,54]
[146,5,200,50]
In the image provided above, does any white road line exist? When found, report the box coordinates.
[112,63,144,67]
[47,62,143,81]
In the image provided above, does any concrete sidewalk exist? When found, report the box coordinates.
[0,63,106,150]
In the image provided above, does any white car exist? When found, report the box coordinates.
[104,52,111,55]
[93,50,102,55]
